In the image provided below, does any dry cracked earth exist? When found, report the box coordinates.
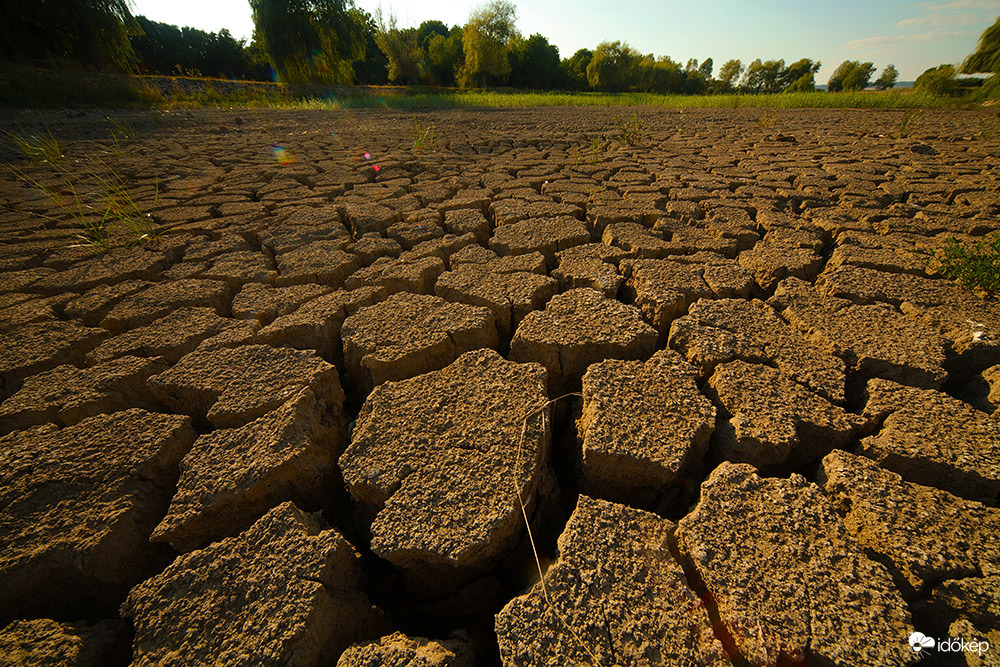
[1,106,1000,666]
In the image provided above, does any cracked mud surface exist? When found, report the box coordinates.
[1,106,999,665]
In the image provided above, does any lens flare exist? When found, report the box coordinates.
[272,145,295,165]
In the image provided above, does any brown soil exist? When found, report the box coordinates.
[2,106,1000,666]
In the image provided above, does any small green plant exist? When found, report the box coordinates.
[916,234,1000,295]
[757,111,776,129]
[4,128,63,164]
[612,112,645,146]
[102,117,137,157]
[895,109,922,139]
[8,155,160,251]
[412,117,434,151]
[588,135,603,164]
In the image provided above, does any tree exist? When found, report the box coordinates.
[963,16,1000,75]
[352,9,388,84]
[375,14,425,84]
[508,33,560,89]
[416,20,449,51]
[562,48,593,90]
[828,60,875,91]
[459,0,518,88]
[427,27,463,86]
[873,64,898,91]
[915,64,959,96]
[742,58,784,93]
[249,0,366,85]
[718,59,744,91]
[587,41,640,92]
[1,0,141,71]
[780,58,820,89]
[698,57,714,80]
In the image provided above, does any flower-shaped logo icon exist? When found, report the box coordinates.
[909,632,935,653]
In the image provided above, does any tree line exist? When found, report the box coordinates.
[3,0,999,97]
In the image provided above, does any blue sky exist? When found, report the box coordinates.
[129,0,999,81]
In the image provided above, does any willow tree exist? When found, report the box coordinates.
[1,0,140,71]
[249,0,366,84]
[458,0,517,88]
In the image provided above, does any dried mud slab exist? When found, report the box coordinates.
[737,240,823,293]
[147,344,343,428]
[0,409,196,620]
[340,349,549,596]
[669,298,846,404]
[231,282,331,325]
[152,387,341,552]
[0,618,127,667]
[495,495,727,667]
[435,260,557,341]
[819,449,1000,596]
[86,306,249,365]
[25,247,174,295]
[123,502,384,667]
[578,350,715,505]
[861,379,1000,502]
[257,286,385,360]
[336,632,474,667]
[99,278,230,333]
[345,254,446,295]
[769,277,947,388]
[707,360,861,470]
[341,292,497,397]
[488,216,590,265]
[273,240,359,287]
[510,288,657,391]
[0,355,167,434]
[0,320,108,399]
[676,463,918,666]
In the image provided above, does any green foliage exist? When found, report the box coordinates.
[874,64,899,91]
[587,41,640,92]
[828,60,875,91]
[1,0,141,71]
[416,20,450,51]
[718,59,744,91]
[352,9,388,84]
[894,109,922,139]
[459,0,518,88]
[250,0,366,85]
[742,59,785,94]
[698,58,714,80]
[376,15,426,84]
[4,128,64,164]
[963,16,1000,75]
[915,64,959,96]
[427,28,464,86]
[562,49,594,90]
[508,34,561,89]
[131,17,268,80]
[917,234,1000,296]
[781,58,820,91]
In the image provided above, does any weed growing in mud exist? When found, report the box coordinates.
[4,128,63,164]
[757,111,776,130]
[411,117,434,151]
[7,149,161,251]
[916,234,1000,295]
[513,392,605,667]
[103,117,137,157]
[613,113,645,146]
[895,109,922,139]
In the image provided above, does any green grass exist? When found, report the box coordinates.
[0,64,975,110]
[917,234,1000,296]
[3,128,64,163]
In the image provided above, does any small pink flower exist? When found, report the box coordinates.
[363,152,371,160]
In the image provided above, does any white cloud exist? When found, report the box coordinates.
[916,0,1000,11]
[898,12,985,26]
[844,30,971,52]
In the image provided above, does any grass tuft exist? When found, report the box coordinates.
[4,128,63,164]
[917,234,1000,296]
